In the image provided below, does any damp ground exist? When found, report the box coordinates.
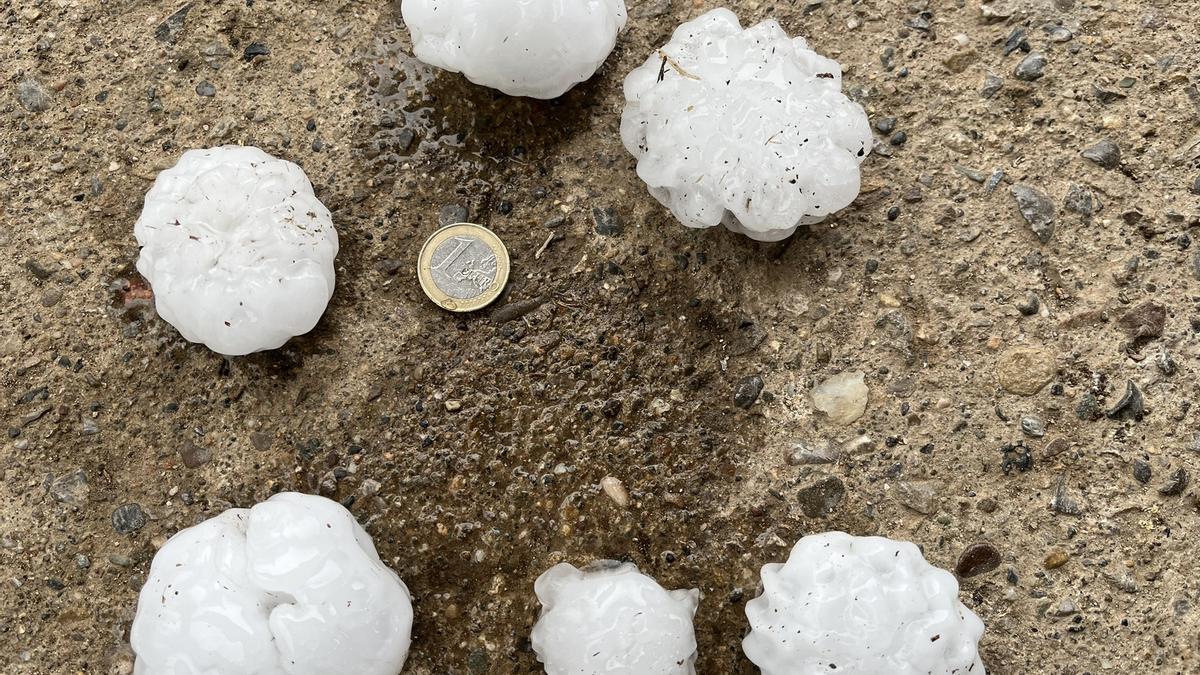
[2,1,1199,673]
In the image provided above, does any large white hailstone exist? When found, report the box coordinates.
[744,532,986,675]
[620,9,873,242]
[400,0,628,99]
[531,561,699,674]
[134,146,338,356]
[130,492,413,675]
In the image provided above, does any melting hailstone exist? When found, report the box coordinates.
[400,0,628,99]
[620,9,872,241]
[130,492,413,675]
[531,561,699,674]
[744,531,987,675]
[133,146,338,356]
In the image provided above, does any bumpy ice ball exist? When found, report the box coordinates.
[531,561,699,674]
[401,0,628,99]
[621,9,872,241]
[131,492,413,675]
[743,531,986,674]
[134,146,338,356]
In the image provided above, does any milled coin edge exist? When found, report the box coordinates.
[417,223,510,313]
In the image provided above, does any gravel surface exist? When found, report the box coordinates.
[3,1,1199,673]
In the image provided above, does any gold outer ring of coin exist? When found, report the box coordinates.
[417,223,510,313]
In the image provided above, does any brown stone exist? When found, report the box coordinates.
[997,347,1056,396]
[956,542,1002,578]
[178,440,212,469]
[1044,550,1070,569]
[1117,301,1166,343]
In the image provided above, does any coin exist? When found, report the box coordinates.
[417,223,510,312]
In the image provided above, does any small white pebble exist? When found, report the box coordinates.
[600,476,630,507]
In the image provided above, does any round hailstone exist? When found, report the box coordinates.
[620,9,872,242]
[400,0,628,99]
[743,531,987,674]
[531,561,699,674]
[133,146,338,356]
[130,492,413,675]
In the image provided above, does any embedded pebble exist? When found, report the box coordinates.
[1081,139,1121,169]
[111,504,148,534]
[1016,293,1040,316]
[733,375,765,409]
[1132,460,1152,484]
[1044,550,1069,569]
[955,543,1001,578]
[17,78,52,112]
[1011,184,1056,243]
[795,475,845,518]
[811,371,868,424]
[1159,468,1189,496]
[1020,416,1045,438]
[1014,53,1046,81]
[1105,381,1144,421]
[600,476,630,507]
[997,347,1055,396]
[178,440,212,468]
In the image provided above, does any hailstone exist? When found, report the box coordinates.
[531,561,699,674]
[130,492,413,675]
[620,9,873,241]
[743,531,986,675]
[133,146,338,356]
[400,0,628,99]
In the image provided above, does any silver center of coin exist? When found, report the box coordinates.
[428,235,499,300]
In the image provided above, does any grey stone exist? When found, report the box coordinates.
[112,503,147,535]
[1064,184,1097,216]
[1011,184,1056,243]
[895,480,940,515]
[17,79,52,112]
[1017,293,1040,316]
[784,439,836,465]
[1052,475,1084,515]
[48,470,89,503]
[1021,416,1046,437]
[733,375,764,409]
[592,207,623,236]
[1014,53,1047,81]
[1105,380,1144,421]
[1081,139,1121,169]
[1132,459,1152,484]
[796,475,845,518]
[154,3,192,43]
[981,74,1004,98]
[438,204,468,226]
[1159,468,1189,496]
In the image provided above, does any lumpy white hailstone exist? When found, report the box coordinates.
[130,492,413,675]
[401,0,628,99]
[620,9,873,241]
[134,146,338,356]
[531,561,699,674]
[743,531,986,675]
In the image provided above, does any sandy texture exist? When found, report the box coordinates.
[2,0,1199,673]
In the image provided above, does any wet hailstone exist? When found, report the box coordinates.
[620,9,872,241]
[744,532,987,674]
[130,493,413,675]
[133,146,338,356]
[531,561,699,673]
[401,0,628,99]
